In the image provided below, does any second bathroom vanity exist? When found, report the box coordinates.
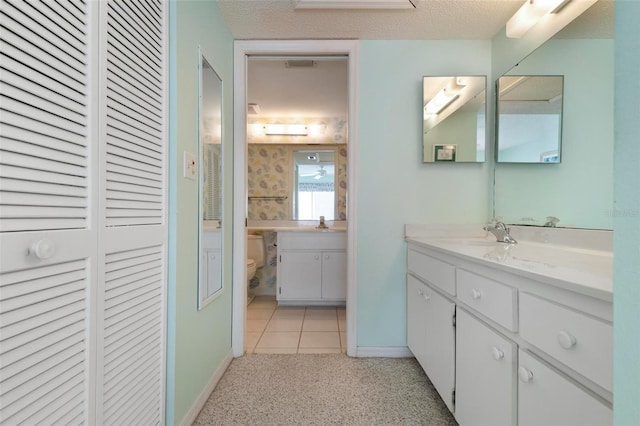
[277,230,346,305]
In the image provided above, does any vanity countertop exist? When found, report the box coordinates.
[406,235,613,302]
[247,220,347,232]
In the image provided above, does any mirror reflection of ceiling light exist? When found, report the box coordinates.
[506,0,569,38]
[424,89,459,116]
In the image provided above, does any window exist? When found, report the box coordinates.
[293,150,335,220]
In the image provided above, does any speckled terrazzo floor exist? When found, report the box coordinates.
[193,354,458,426]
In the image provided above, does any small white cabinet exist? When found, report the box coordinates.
[277,231,346,304]
[455,309,516,426]
[518,350,612,426]
[406,277,455,412]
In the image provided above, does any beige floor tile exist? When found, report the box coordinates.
[253,347,298,354]
[247,309,275,320]
[337,307,346,319]
[298,348,341,354]
[249,296,277,310]
[255,332,300,349]
[340,332,347,353]
[272,307,305,319]
[338,319,346,331]
[299,331,341,349]
[265,318,303,332]
[304,307,337,320]
[302,319,339,332]
[245,332,262,354]
[246,319,269,333]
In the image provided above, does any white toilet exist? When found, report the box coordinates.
[247,234,266,304]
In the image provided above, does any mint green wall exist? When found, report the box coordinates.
[614,2,640,424]
[167,1,233,424]
[494,39,614,229]
[357,40,491,346]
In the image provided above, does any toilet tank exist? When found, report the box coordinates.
[247,234,266,268]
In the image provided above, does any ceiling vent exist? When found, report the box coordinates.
[284,60,317,68]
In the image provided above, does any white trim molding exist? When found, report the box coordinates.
[179,350,233,426]
[232,40,360,359]
[356,347,414,358]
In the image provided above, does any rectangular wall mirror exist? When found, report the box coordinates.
[493,0,614,229]
[496,75,564,163]
[198,50,224,309]
[423,76,486,163]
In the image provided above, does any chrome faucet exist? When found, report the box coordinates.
[483,221,517,244]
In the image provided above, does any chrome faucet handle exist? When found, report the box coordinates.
[544,216,559,227]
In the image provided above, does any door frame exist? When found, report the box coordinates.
[232,40,359,357]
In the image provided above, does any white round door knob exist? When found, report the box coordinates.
[471,289,482,300]
[518,366,534,383]
[557,330,577,349]
[491,346,504,361]
[30,238,55,260]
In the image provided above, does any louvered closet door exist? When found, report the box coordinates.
[97,1,167,425]
[0,1,95,424]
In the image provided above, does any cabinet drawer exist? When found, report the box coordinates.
[457,269,517,331]
[407,250,455,295]
[518,350,612,426]
[519,293,612,392]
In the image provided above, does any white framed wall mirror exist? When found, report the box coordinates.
[422,75,486,163]
[198,50,224,309]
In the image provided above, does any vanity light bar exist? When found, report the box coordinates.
[263,124,309,136]
[506,0,569,38]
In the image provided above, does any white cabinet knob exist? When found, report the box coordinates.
[314,255,320,260]
[423,292,430,302]
[325,255,330,260]
[30,238,55,260]
[518,366,534,383]
[491,346,504,361]
[557,330,577,349]
[471,288,482,300]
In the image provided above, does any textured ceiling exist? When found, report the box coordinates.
[216,0,524,40]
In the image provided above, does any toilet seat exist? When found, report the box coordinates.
[247,258,256,268]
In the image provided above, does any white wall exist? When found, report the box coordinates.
[356,40,491,347]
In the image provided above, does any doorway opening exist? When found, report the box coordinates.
[232,41,359,357]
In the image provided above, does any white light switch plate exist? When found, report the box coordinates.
[183,151,197,180]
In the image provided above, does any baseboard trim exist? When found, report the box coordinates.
[356,346,413,358]
[179,350,233,426]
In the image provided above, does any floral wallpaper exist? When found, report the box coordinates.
[247,144,347,220]
[250,231,278,295]
[247,145,291,220]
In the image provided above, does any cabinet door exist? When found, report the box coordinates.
[279,252,322,300]
[408,278,456,413]
[321,251,347,300]
[455,309,516,426]
[407,276,429,368]
[518,350,612,426]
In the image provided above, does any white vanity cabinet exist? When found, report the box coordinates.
[455,309,516,426]
[406,252,456,412]
[277,231,346,304]
[405,240,613,426]
[406,276,456,412]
